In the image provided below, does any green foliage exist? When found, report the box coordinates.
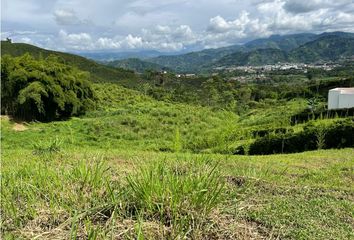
[33,138,63,155]
[315,126,327,150]
[1,54,96,121]
[248,119,354,155]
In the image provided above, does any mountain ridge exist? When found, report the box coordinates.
[147,31,354,71]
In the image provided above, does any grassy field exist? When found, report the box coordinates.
[1,82,354,239]
[2,143,353,239]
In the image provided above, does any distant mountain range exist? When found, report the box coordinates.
[107,32,354,73]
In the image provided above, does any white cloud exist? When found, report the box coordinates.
[2,0,353,52]
[204,0,354,47]
[59,30,93,50]
[205,11,271,47]
[54,9,83,25]
[208,16,231,33]
[96,37,121,49]
[122,34,144,49]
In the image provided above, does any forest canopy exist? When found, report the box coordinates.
[1,54,96,121]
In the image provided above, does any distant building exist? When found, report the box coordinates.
[328,88,354,110]
[185,74,196,78]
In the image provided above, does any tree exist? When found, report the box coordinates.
[1,54,96,121]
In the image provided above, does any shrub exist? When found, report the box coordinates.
[248,118,354,155]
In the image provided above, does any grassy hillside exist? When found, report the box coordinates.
[1,41,138,85]
[1,83,239,153]
[2,79,354,239]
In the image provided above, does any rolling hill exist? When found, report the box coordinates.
[107,58,170,73]
[1,41,138,85]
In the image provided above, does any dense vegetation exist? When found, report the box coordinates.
[1,54,96,121]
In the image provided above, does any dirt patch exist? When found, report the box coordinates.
[13,123,28,131]
[226,176,247,187]
[206,212,272,239]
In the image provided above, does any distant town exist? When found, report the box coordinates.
[214,62,344,73]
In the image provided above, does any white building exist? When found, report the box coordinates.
[328,88,354,110]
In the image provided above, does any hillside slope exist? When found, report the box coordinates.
[213,34,354,67]
[244,33,317,51]
[289,35,354,63]
[215,48,289,66]
[1,41,138,84]
[107,58,170,73]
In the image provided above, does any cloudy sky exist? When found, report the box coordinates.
[1,0,354,52]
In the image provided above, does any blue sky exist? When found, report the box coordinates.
[1,0,354,52]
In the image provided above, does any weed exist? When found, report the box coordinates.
[316,126,327,150]
[125,158,225,238]
[33,137,63,155]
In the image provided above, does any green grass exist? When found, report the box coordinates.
[1,81,353,239]
[1,83,239,154]
[1,147,353,239]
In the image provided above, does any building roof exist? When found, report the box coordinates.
[329,88,354,94]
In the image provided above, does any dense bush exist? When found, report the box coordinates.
[291,107,354,125]
[1,54,96,121]
[248,118,354,155]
